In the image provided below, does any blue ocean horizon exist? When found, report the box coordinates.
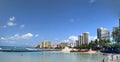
[0,46,34,50]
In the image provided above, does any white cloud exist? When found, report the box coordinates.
[0,21,16,28]
[9,16,15,21]
[90,36,97,41]
[7,22,16,26]
[20,24,25,28]
[21,33,33,39]
[61,40,69,43]
[10,34,21,40]
[35,34,39,37]
[59,36,78,44]
[0,16,22,28]
[0,33,35,41]
[0,37,6,40]
[68,36,78,42]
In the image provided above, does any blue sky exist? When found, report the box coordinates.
[0,0,120,47]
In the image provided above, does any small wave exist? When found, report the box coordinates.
[26,48,37,50]
[0,48,2,50]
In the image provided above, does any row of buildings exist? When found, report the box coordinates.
[76,18,120,47]
[37,41,74,49]
[37,27,110,48]
[76,32,89,47]
[37,19,120,48]
[76,27,110,47]
[36,41,53,48]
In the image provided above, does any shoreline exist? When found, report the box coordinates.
[79,50,98,54]
[71,50,100,54]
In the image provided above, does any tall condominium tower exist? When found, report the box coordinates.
[77,34,84,47]
[119,18,120,28]
[112,18,120,42]
[83,32,89,44]
[77,32,89,47]
[97,27,110,40]
[41,41,52,48]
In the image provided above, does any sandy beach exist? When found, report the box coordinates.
[80,50,97,54]
[61,47,98,54]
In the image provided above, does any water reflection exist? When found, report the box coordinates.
[0,52,103,62]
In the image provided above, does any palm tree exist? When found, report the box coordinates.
[112,28,120,43]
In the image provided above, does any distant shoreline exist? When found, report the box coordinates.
[0,49,61,52]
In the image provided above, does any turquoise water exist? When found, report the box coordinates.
[0,52,103,62]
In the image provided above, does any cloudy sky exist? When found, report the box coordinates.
[0,0,120,47]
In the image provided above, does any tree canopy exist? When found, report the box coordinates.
[112,28,120,43]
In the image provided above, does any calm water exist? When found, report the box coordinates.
[0,52,103,62]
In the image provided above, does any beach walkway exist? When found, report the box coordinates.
[103,54,120,62]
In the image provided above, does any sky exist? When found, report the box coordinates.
[0,0,120,47]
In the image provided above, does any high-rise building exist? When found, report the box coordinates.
[97,27,110,40]
[83,32,89,44]
[119,18,120,28]
[77,32,89,47]
[76,40,79,47]
[41,41,52,48]
[113,27,119,42]
[112,18,120,42]
[78,34,84,46]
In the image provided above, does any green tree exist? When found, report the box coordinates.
[99,39,110,46]
[88,39,110,50]
[79,43,89,49]
[112,28,120,43]
[89,41,96,48]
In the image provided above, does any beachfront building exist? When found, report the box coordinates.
[57,42,68,48]
[76,32,89,47]
[83,32,89,44]
[97,27,110,40]
[77,34,84,47]
[112,18,120,42]
[76,40,79,47]
[51,45,57,49]
[69,42,76,48]
[41,41,52,48]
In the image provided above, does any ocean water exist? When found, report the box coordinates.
[0,51,103,62]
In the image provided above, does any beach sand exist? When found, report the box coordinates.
[81,50,97,54]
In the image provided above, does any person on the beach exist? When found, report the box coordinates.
[102,58,104,62]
